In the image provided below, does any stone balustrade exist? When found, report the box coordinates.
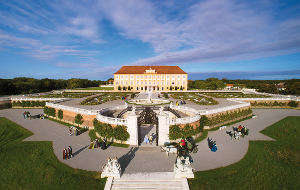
[11,98,71,101]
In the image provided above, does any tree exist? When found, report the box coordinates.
[123,86,126,91]
[113,125,130,144]
[58,109,63,120]
[75,114,84,126]
[180,86,183,90]
[118,85,121,91]
[170,86,173,91]
[128,86,131,91]
[168,125,182,140]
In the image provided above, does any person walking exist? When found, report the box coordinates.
[211,141,218,152]
[69,127,72,136]
[68,146,72,158]
[149,134,153,145]
[144,135,149,144]
[102,138,106,150]
[63,148,67,159]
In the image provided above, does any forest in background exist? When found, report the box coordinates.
[0,77,113,95]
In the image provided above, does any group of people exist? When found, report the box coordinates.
[63,146,73,159]
[90,138,106,150]
[69,126,79,136]
[121,96,127,100]
[143,134,154,145]
[175,100,186,106]
[22,111,31,119]
[208,137,217,152]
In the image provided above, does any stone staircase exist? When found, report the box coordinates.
[104,173,190,190]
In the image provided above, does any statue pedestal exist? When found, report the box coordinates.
[102,157,122,178]
[174,156,194,178]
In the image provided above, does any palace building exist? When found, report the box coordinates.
[114,66,188,92]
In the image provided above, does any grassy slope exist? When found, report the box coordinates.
[0,117,106,190]
[189,116,300,190]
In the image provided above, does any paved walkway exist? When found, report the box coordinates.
[1,108,299,174]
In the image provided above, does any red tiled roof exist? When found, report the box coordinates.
[114,66,187,74]
[227,84,234,87]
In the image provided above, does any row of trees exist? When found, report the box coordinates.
[93,118,130,144]
[169,124,202,140]
[251,101,298,108]
[12,101,47,107]
[0,77,109,95]
[188,78,300,95]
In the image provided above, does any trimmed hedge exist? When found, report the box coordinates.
[12,101,46,108]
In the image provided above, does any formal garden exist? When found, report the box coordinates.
[80,92,134,105]
[0,117,106,190]
[12,100,47,108]
[35,92,97,98]
[169,92,218,105]
[202,92,271,98]
[188,116,300,189]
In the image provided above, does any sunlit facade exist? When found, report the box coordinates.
[114,66,188,92]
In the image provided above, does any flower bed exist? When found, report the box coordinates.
[170,92,218,105]
[80,92,133,105]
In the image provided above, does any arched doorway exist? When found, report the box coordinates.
[137,107,158,146]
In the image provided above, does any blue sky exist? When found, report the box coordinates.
[0,0,299,80]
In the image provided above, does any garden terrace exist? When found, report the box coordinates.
[35,92,97,98]
[202,92,271,98]
[169,92,218,105]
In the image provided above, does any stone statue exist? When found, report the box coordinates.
[159,106,164,115]
[131,105,136,115]
[174,156,194,178]
[102,157,122,178]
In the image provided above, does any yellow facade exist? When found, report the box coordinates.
[114,68,188,92]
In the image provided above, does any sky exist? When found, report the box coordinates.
[0,0,299,80]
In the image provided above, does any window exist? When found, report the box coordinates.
[166,75,169,79]
[172,82,175,85]
[162,75,164,79]
[177,75,180,79]
[172,75,175,79]
[137,75,139,79]
[149,75,151,79]
[126,81,128,85]
[116,75,119,79]
[141,87,143,90]
[125,75,128,79]
[145,75,147,79]
[167,81,169,85]
[130,75,133,79]
[157,75,159,78]
[149,81,151,85]
[162,81,164,85]
[183,75,186,79]
[153,81,156,85]
[162,87,164,90]
[121,81,123,85]
[141,75,143,79]
[137,81,139,85]
[167,87,169,89]
[116,82,119,85]
[121,75,123,79]
[136,87,139,90]
[183,81,185,85]
[157,81,159,85]
[141,81,143,85]
[177,81,179,85]
[131,87,133,89]
[131,81,133,85]
[157,87,159,90]
[153,75,155,79]
[145,81,147,85]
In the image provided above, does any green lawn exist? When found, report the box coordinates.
[76,87,114,90]
[0,117,106,190]
[189,116,300,189]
